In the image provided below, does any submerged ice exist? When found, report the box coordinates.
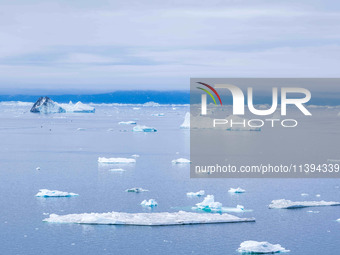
[269,199,340,209]
[237,241,290,254]
[43,211,255,226]
[35,189,78,197]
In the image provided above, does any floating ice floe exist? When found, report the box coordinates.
[61,101,95,113]
[35,189,78,197]
[187,190,205,197]
[307,210,320,213]
[301,193,309,196]
[180,112,190,129]
[316,194,321,197]
[151,113,165,117]
[43,211,255,226]
[228,187,246,193]
[193,195,251,213]
[109,168,125,172]
[98,157,136,164]
[126,188,148,193]
[172,158,191,164]
[269,199,340,209]
[132,125,157,132]
[141,199,158,207]
[36,167,41,171]
[237,241,290,254]
[119,121,137,125]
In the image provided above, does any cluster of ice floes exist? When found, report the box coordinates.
[269,199,340,209]
[140,199,158,207]
[30,97,95,114]
[119,121,136,125]
[126,188,148,193]
[193,195,250,213]
[229,187,246,193]
[172,158,191,164]
[43,211,255,226]
[35,189,78,197]
[187,190,205,197]
[98,157,136,164]
[237,241,290,254]
[132,125,157,132]
[180,112,190,129]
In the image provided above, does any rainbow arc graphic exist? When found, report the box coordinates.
[196,82,223,105]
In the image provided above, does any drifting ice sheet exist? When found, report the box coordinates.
[36,189,78,197]
[43,211,255,226]
[98,157,136,164]
[269,199,340,209]
[228,187,246,193]
[237,241,290,254]
[172,158,191,164]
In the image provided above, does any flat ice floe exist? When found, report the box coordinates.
[187,190,205,197]
[43,211,255,226]
[98,157,136,164]
[118,121,137,125]
[269,199,340,209]
[180,112,190,129]
[36,189,78,197]
[141,199,158,207]
[237,241,290,254]
[126,187,148,193]
[228,187,246,193]
[132,125,157,132]
[172,158,191,164]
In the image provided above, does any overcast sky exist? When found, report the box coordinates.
[0,0,340,94]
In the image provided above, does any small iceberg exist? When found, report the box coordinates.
[133,125,157,132]
[193,195,251,213]
[141,199,158,207]
[126,188,148,193]
[77,128,86,131]
[228,187,246,193]
[172,158,191,164]
[131,154,140,158]
[151,113,165,117]
[43,211,255,226]
[237,241,290,254]
[35,189,78,197]
[269,199,340,209]
[61,101,95,113]
[180,112,190,129]
[301,193,309,196]
[187,190,205,197]
[109,168,125,172]
[119,121,137,125]
[98,157,136,164]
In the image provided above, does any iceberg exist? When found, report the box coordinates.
[126,188,148,193]
[172,158,191,164]
[193,195,251,213]
[143,101,160,107]
[109,168,125,172]
[180,112,190,129]
[43,210,255,226]
[77,128,86,131]
[269,199,340,209]
[30,97,65,114]
[141,199,158,207]
[228,187,246,193]
[119,121,137,125]
[237,241,290,254]
[35,189,78,197]
[151,113,165,117]
[131,154,140,158]
[132,125,157,132]
[98,157,136,164]
[187,190,205,197]
[61,101,95,113]
[301,193,309,196]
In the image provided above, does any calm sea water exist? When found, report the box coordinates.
[0,102,339,255]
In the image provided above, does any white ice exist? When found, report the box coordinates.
[141,199,158,207]
[172,158,191,164]
[180,112,190,129]
[193,195,251,213]
[132,125,157,132]
[35,189,78,197]
[119,121,137,125]
[301,193,309,196]
[126,188,148,193]
[187,190,205,197]
[98,157,136,164]
[269,199,340,209]
[109,168,125,172]
[228,187,246,193]
[43,210,255,226]
[131,154,140,158]
[237,241,290,254]
[60,101,95,113]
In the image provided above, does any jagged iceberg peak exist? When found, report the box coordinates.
[30,97,65,114]
[61,101,95,113]
[237,241,290,254]
[180,112,190,129]
[269,199,340,209]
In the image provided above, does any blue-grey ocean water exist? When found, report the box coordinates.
[0,102,339,255]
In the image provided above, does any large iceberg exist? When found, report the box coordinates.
[43,211,255,226]
[269,199,340,209]
[141,199,158,207]
[35,189,78,197]
[60,101,95,113]
[229,187,246,193]
[98,157,136,164]
[187,190,205,197]
[30,97,65,114]
[132,125,157,132]
[237,241,290,254]
[180,112,190,129]
[172,158,191,164]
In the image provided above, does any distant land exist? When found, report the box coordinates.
[0,90,339,105]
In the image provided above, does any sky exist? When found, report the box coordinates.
[0,0,340,94]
